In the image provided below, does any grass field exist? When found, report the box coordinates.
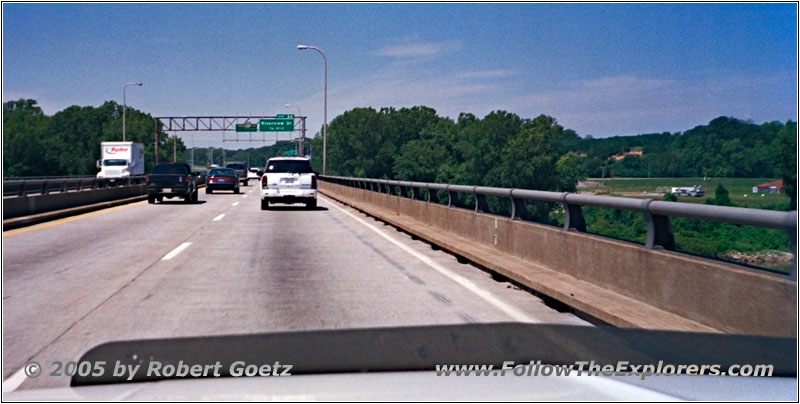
[582,177,790,210]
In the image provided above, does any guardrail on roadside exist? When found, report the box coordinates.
[3,176,147,198]
[319,175,797,258]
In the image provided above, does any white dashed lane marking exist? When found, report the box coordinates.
[162,242,192,261]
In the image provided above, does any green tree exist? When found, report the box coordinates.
[774,121,797,209]
[555,152,587,192]
[707,183,734,206]
[3,99,50,176]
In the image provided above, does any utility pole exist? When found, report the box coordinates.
[154,119,159,165]
[610,167,615,195]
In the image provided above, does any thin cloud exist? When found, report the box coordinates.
[375,40,462,59]
[454,69,517,80]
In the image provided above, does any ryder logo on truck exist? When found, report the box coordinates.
[106,147,129,154]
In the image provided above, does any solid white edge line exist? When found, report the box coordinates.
[213,213,225,221]
[162,242,192,261]
[320,195,540,323]
[2,367,28,393]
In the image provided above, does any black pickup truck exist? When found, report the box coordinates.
[146,163,199,204]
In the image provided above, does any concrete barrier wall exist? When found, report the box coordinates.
[321,181,796,337]
[3,185,146,219]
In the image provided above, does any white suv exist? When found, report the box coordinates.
[260,157,317,210]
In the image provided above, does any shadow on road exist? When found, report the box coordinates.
[266,205,329,212]
[155,200,208,205]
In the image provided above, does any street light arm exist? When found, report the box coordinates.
[297,44,327,174]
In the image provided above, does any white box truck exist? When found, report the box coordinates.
[96,142,145,178]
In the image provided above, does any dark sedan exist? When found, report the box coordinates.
[205,168,240,194]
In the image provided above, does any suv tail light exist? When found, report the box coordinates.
[145,175,150,183]
[262,175,269,188]
[185,175,191,183]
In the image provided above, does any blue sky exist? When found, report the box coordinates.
[3,3,797,149]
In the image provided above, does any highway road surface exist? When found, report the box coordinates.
[2,187,589,390]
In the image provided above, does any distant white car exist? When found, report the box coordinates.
[260,157,317,210]
[247,168,260,180]
[670,185,705,197]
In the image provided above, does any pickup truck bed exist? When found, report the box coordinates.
[146,163,199,204]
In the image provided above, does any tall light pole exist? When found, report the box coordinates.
[296,45,327,174]
[122,82,142,142]
[285,103,304,156]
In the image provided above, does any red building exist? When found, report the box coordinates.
[752,180,785,194]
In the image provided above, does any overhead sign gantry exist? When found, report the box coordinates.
[153,115,307,164]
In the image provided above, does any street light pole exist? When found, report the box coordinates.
[285,103,304,156]
[122,82,143,142]
[296,45,327,174]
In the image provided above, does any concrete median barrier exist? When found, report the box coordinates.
[320,181,796,337]
[3,184,146,220]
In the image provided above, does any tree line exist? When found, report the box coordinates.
[308,106,586,192]
[306,107,795,208]
[3,99,185,177]
[4,99,795,210]
[567,117,795,180]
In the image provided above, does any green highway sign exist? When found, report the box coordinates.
[235,123,258,132]
[259,119,294,132]
[284,150,298,157]
[276,114,295,119]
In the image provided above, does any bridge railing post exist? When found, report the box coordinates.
[428,188,439,203]
[475,191,489,213]
[643,199,676,250]
[510,195,529,220]
[399,184,411,198]
[561,193,586,232]
[447,190,458,207]
[412,186,425,201]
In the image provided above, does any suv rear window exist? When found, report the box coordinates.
[265,160,312,173]
[152,164,190,175]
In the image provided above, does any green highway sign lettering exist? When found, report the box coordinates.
[235,123,258,132]
[259,119,294,132]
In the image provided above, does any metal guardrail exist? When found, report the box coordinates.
[3,176,147,198]
[320,175,797,255]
